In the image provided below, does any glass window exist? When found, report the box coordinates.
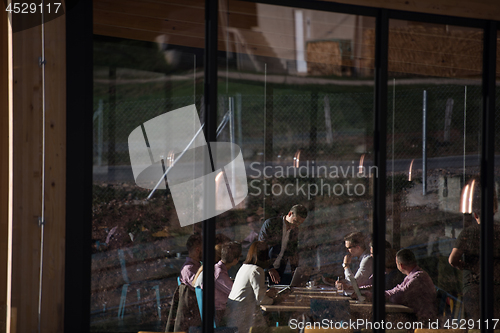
[92,1,205,331]
[387,19,483,328]
[216,1,376,331]
[88,2,499,332]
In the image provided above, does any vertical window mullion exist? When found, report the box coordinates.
[203,0,218,332]
[65,0,93,331]
[481,20,496,333]
[373,8,388,332]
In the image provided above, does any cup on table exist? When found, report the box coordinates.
[306,281,315,289]
[337,282,343,295]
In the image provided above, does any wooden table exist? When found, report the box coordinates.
[261,289,415,328]
[261,300,413,314]
[263,286,413,314]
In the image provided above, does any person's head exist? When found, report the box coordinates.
[244,241,269,268]
[186,234,202,261]
[215,233,232,246]
[214,243,223,263]
[285,204,308,228]
[395,249,417,275]
[385,248,398,270]
[344,232,366,257]
[369,240,392,257]
[221,241,243,268]
[246,213,261,231]
[461,176,498,223]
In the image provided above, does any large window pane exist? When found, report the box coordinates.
[215,1,376,331]
[91,1,205,331]
[387,20,483,328]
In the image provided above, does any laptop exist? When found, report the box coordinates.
[273,266,312,289]
[290,266,311,287]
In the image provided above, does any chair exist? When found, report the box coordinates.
[436,286,462,321]
[117,249,161,319]
[194,286,216,328]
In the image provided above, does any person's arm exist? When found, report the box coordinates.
[215,270,233,296]
[258,219,272,243]
[359,274,373,289]
[258,219,281,284]
[353,255,373,286]
[343,254,353,282]
[385,281,405,304]
[449,248,464,270]
[288,234,299,275]
[251,267,273,305]
[180,262,198,288]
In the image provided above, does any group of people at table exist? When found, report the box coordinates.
[166,192,498,332]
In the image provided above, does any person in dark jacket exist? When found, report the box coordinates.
[258,204,308,284]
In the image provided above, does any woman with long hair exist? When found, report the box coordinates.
[224,241,277,332]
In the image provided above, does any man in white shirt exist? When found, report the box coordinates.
[336,232,373,289]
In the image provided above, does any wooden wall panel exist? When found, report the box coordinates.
[40,12,66,333]
[0,6,9,333]
[10,6,66,333]
[323,0,500,21]
[94,0,204,22]
[93,23,206,48]
[93,10,205,39]
[11,16,43,333]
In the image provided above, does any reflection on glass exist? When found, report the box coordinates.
[387,19,483,328]
[215,1,375,331]
[92,0,205,331]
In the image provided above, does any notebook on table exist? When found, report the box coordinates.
[348,276,366,303]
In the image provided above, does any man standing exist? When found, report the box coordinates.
[385,249,437,322]
[337,232,373,288]
[258,204,308,284]
[448,177,500,321]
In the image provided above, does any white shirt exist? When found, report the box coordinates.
[344,248,373,286]
[193,271,203,288]
[225,264,273,333]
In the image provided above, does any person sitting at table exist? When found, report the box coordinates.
[192,233,232,288]
[360,242,404,290]
[166,234,202,332]
[224,241,278,333]
[215,242,242,324]
[336,232,373,290]
[192,243,223,288]
[385,249,438,322]
[179,234,202,290]
[192,241,242,325]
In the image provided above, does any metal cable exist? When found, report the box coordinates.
[38,0,46,332]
